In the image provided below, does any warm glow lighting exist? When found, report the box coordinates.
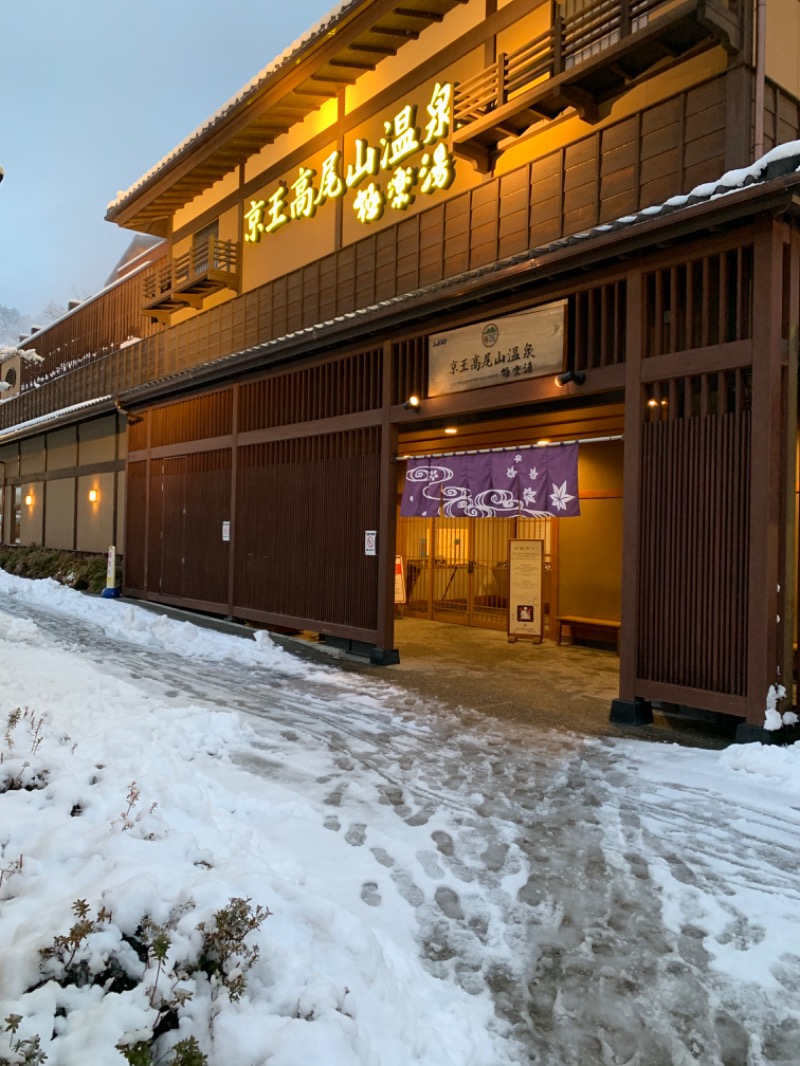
[88,489,98,503]
[444,427,458,435]
[24,494,32,506]
[536,439,550,446]
[244,83,455,240]
[403,394,421,411]
[647,398,659,408]
[555,369,586,387]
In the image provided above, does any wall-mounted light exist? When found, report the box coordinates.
[88,489,98,503]
[555,369,586,387]
[24,493,33,506]
[403,394,421,411]
[444,427,458,435]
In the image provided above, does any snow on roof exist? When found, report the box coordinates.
[0,396,113,440]
[118,138,800,406]
[108,0,362,212]
[547,139,800,252]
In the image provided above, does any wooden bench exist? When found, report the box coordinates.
[556,616,621,655]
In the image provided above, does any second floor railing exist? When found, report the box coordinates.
[143,238,240,305]
[453,0,736,127]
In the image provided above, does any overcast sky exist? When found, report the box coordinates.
[0,1,335,318]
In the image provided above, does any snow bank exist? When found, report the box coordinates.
[0,601,507,1065]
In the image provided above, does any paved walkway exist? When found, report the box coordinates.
[125,599,738,749]
[350,617,737,749]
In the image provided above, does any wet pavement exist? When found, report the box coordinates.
[379,617,740,748]
[127,601,741,749]
[262,616,735,751]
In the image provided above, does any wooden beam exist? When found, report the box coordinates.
[291,87,339,99]
[329,57,378,71]
[371,24,420,38]
[395,7,445,21]
[350,42,398,55]
[309,73,356,85]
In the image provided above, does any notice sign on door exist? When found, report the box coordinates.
[508,539,544,642]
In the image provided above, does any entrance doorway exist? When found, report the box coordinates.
[398,515,553,632]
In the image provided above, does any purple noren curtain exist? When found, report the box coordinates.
[401,444,580,518]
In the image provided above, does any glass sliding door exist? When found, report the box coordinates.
[398,513,554,632]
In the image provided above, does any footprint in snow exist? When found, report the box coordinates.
[360,882,382,907]
[345,823,367,846]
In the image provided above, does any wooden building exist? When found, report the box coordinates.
[2,0,800,739]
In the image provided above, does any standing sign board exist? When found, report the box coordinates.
[508,539,544,643]
[394,556,406,604]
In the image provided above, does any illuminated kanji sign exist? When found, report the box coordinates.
[243,200,266,243]
[245,81,455,240]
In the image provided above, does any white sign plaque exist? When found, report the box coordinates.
[428,300,567,397]
[365,530,377,556]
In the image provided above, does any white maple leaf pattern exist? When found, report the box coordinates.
[528,466,539,481]
[506,466,517,479]
[514,454,523,463]
[549,480,574,512]
[523,487,537,505]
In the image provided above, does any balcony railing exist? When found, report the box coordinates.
[143,238,241,323]
[453,0,740,168]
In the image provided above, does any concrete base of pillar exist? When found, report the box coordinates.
[370,647,400,666]
[735,722,800,745]
[610,697,654,725]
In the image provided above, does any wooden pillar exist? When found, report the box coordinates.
[745,222,788,725]
[227,383,239,619]
[611,265,653,723]
[725,65,754,171]
[373,341,400,664]
[142,412,152,595]
[784,228,800,704]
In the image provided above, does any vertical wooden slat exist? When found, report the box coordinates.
[669,266,678,353]
[701,257,710,346]
[638,366,751,697]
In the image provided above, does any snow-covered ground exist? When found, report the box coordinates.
[0,571,799,1066]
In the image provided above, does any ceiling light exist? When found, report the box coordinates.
[555,369,586,387]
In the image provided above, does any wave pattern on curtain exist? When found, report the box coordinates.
[400,443,580,518]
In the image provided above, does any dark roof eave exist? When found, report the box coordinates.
[116,173,800,409]
[0,397,118,447]
[106,0,404,228]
